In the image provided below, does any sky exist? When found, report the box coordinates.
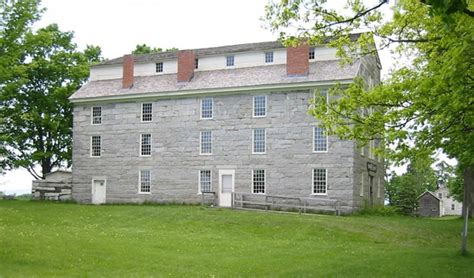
[0,0,397,194]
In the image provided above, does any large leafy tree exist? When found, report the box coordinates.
[265,0,473,216]
[132,44,177,54]
[0,0,102,179]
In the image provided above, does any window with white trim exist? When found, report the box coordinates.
[139,170,151,193]
[156,62,163,73]
[313,126,327,152]
[265,51,273,63]
[141,103,153,122]
[309,47,315,60]
[91,135,101,157]
[312,168,327,194]
[451,203,455,210]
[199,170,212,193]
[201,98,213,119]
[252,169,266,194]
[91,107,102,125]
[200,131,212,154]
[140,133,152,156]
[226,55,234,67]
[252,128,266,154]
[253,95,266,117]
[360,174,365,196]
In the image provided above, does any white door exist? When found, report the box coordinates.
[219,170,234,207]
[92,179,106,204]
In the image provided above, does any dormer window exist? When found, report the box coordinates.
[155,62,163,73]
[265,51,274,63]
[309,47,315,60]
[226,55,234,67]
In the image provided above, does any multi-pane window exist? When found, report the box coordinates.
[226,55,234,67]
[313,168,327,195]
[91,107,102,125]
[199,170,212,193]
[253,95,266,117]
[200,131,212,154]
[195,59,199,69]
[201,98,213,119]
[252,169,265,194]
[451,204,455,210]
[141,103,153,122]
[309,47,315,60]
[253,128,266,154]
[91,135,101,157]
[313,126,328,152]
[139,170,151,193]
[265,51,273,63]
[156,62,163,73]
[140,134,152,156]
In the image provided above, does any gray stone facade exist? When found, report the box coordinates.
[72,88,384,212]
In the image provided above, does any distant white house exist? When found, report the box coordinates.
[434,185,462,216]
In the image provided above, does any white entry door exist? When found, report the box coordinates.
[219,170,234,207]
[92,179,106,204]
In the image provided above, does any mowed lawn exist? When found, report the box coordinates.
[0,201,473,277]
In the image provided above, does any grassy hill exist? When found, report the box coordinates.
[0,201,472,277]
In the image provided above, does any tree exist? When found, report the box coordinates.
[265,0,473,215]
[0,0,102,179]
[132,44,177,54]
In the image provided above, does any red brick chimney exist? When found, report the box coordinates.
[287,44,309,76]
[122,54,134,89]
[177,50,196,82]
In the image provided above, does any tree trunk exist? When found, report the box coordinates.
[462,167,473,219]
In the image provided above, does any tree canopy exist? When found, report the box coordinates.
[0,0,102,179]
[132,44,177,54]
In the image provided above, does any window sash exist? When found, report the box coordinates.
[156,62,163,73]
[313,126,327,152]
[139,170,151,193]
[199,170,212,193]
[141,103,153,122]
[253,128,266,154]
[200,131,212,154]
[265,51,273,63]
[253,95,266,117]
[309,47,315,60]
[252,169,265,194]
[226,55,234,67]
[312,168,327,194]
[140,134,152,156]
[91,135,101,157]
[91,107,102,125]
[201,98,213,119]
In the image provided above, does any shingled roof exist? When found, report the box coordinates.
[70,60,361,102]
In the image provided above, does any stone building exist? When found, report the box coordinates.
[69,37,384,212]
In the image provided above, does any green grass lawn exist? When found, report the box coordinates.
[0,201,472,277]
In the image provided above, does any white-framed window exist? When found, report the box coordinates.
[201,98,213,119]
[156,62,163,73]
[140,133,152,156]
[199,170,212,193]
[90,135,101,157]
[139,170,151,193]
[200,131,212,155]
[265,51,273,63]
[309,47,315,60]
[252,128,266,154]
[91,106,102,125]
[253,95,267,117]
[312,168,327,195]
[313,126,328,152]
[451,203,455,210]
[141,103,153,122]
[360,174,365,196]
[252,169,266,194]
[226,55,234,67]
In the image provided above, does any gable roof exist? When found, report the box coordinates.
[70,60,361,103]
[417,191,441,201]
